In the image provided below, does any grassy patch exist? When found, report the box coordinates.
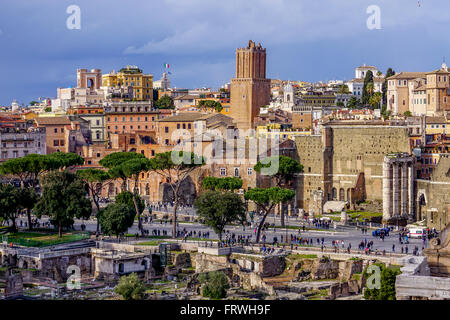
[389,265,402,273]
[288,254,318,259]
[347,211,382,222]
[351,273,361,281]
[4,231,90,247]
[349,257,362,261]
[307,289,329,300]
[138,241,163,246]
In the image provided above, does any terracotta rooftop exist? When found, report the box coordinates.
[387,72,427,80]
[157,112,208,122]
[426,116,448,124]
[35,116,72,125]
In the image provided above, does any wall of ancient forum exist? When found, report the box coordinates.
[382,153,416,222]
[294,125,411,210]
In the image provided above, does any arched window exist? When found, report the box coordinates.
[332,188,337,200]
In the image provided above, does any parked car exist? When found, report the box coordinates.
[407,228,426,239]
[372,228,390,237]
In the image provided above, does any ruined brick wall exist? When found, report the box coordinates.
[295,125,411,210]
[295,135,324,209]
[417,155,450,230]
[39,253,92,282]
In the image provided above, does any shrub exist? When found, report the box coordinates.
[198,271,230,299]
[115,273,146,300]
[363,263,400,300]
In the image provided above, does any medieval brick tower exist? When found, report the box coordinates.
[230,40,270,130]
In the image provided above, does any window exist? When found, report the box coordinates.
[96,120,100,125]
[177,124,180,129]
[188,123,191,129]
[54,128,58,133]
[61,128,64,133]
[96,153,101,158]
[247,168,253,175]
[151,150,155,156]
[234,168,239,177]
[53,140,59,146]
[182,123,186,129]
[165,139,169,145]
[165,126,169,133]
[220,168,226,176]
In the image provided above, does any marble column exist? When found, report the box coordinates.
[392,163,400,216]
[401,162,408,217]
[382,160,393,220]
[408,163,415,220]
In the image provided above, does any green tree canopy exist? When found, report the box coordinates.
[348,96,360,109]
[369,92,382,109]
[194,191,246,240]
[0,154,58,186]
[99,152,145,191]
[115,273,146,300]
[382,68,395,105]
[99,152,145,170]
[46,152,84,169]
[115,191,145,216]
[254,155,302,227]
[0,184,21,232]
[98,203,136,238]
[337,84,350,94]
[362,70,374,105]
[77,168,111,232]
[155,95,174,109]
[34,170,91,237]
[244,187,295,243]
[197,100,223,112]
[198,271,230,299]
[254,155,303,187]
[201,177,243,191]
[149,151,205,238]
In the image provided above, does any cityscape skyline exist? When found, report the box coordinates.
[1,0,450,105]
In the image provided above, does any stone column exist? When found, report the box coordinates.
[401,162,408,217]
[392,162,400,216]
[382,160,393,221]
[408,162,415,220]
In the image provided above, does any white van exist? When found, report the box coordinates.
[407,228,425,238]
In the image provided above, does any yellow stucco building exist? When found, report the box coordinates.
[102,65,153,101]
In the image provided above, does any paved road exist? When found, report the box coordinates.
[14,216,430,255]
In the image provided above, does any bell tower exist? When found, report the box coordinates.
[230,40,270,130]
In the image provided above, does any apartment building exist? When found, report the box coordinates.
[0,125,46,161]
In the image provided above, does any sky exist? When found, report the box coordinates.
[1,0,450,105]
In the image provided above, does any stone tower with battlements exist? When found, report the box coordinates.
[230,40,270,131]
